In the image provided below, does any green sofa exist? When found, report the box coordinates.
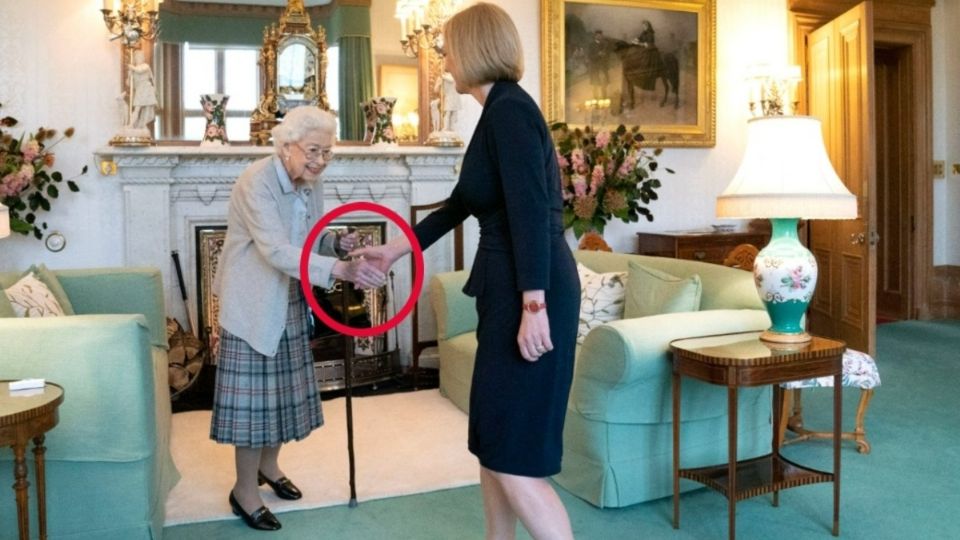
[429,250,773,508]
[0,267,179,539]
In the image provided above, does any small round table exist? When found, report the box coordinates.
[0,381,64,540]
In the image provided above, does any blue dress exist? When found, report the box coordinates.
[415,81,579,477]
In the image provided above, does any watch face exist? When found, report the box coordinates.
[45,232,66,252]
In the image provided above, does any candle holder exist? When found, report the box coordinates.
[101,0,162,146]
[100,0,160,48]
[395,0,463,146]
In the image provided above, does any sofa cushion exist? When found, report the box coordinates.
[577,262,626,344]
[623,261,702,319]
[2,264,76,317]
[4,271,67,317]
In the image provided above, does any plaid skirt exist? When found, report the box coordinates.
[210,279,323,447]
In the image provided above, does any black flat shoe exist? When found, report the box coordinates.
[229,491,282,531]
[258,471,303,500]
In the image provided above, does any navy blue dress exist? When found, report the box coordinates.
[415,80,579,477]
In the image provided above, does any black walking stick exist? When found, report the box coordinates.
[341,279,358,508]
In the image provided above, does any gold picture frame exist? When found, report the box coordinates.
[541,0,715,147]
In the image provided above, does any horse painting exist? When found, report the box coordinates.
[614,42,680,110]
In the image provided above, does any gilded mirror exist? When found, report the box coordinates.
[153,0,333,144]
[250,0,330,145]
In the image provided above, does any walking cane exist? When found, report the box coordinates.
[341,279,358,508]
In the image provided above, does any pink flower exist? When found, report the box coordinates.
[590,164,604,193]
[0,171,30,198]
[595,130,611,149]
[572,174,587,197]
[789,266,808,289]
[21,139,40,162]
[617,155,637,178]
[570,148,585,170]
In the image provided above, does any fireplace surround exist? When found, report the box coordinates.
[95,144,469,368]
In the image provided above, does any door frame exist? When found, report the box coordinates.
[788,0,934,320]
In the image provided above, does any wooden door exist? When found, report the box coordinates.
[805,2,877,354]
[874,47,912,320]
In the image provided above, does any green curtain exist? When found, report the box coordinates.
[338,36,374,141]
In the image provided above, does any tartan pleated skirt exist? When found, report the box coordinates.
[210,279,323,447]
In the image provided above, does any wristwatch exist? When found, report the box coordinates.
[522,301,547,313]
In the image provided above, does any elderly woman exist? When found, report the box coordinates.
[352,4,579,539]
[210,106,385,531]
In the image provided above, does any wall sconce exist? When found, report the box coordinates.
[395,0,463,146]
[746,64,802,117]
[396,0,463,58]
[100,0,161,48]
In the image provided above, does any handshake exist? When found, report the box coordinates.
[329,233,413,290]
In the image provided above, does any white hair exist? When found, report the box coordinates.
[272,106,337,150]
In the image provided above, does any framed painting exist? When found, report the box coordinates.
[541,0,715,147]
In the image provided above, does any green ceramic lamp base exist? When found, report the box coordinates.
[754,218,818,344]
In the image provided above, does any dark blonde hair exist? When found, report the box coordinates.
[443,3,523,88]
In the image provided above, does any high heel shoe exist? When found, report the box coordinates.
[229,491,282,531]
[258,471,303,500]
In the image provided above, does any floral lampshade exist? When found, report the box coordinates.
[716,115,857,344]
[0,203,10,238]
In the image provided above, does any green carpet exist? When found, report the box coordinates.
[164,320,960,539]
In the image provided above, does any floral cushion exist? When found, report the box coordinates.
[577,263,626,344]
[3,272,67,317]
[781,348,881,389]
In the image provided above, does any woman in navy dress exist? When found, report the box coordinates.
[353,4,579,538]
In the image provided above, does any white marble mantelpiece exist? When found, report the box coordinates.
[94,144,470,366]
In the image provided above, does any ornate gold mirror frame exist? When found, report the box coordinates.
[250,0,330,145]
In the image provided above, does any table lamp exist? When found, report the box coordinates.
[717,115,857,343]
[1,203,10,239]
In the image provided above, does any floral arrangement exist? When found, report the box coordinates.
[552,122,672,238]
[1,102,86,239]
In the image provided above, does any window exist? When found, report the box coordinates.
[157,43,259,142]
[184,44,258,142]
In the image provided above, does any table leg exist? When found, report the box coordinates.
[672,370,681,529]
[728,386,738,540]
[12,443,29,540]
[33,434,47,540]
[772,384,781,508]
[833,373,841,536]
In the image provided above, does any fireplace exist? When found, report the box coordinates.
[195,221,398,390]
[97,144,471,370]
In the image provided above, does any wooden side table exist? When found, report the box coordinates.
[0,381,64,540]
[636,230,769,264]
[670,333,844,540]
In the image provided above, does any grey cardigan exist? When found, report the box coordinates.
[214,155,338,356]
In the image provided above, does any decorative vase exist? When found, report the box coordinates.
[200,94,229,147]
[753,218,817,341]
[362,96,398,145]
